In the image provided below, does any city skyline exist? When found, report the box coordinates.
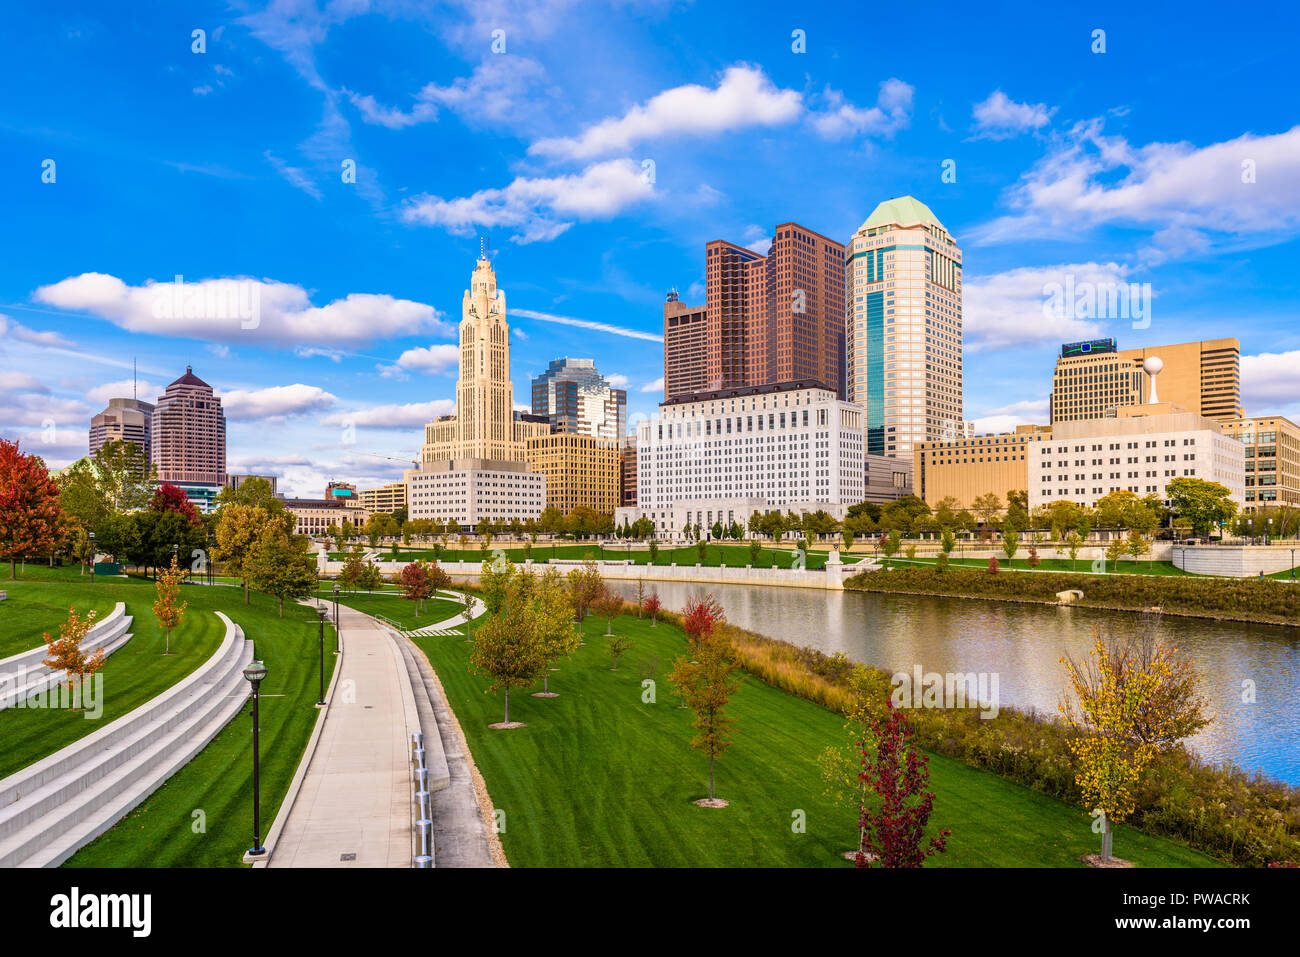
[2,2,1299,499]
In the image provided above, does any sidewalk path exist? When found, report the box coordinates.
[265,605,412,868]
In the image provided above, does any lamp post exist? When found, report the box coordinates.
[332,582,341,654]
[243,659,269,858]
[88,531,96,584]
[316,607,327,707]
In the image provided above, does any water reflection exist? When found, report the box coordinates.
[610,580,1300,786]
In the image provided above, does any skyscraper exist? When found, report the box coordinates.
[89,397,154,462]
[421,248,538,464]
[530,357,627,442]
[1049,337,1242,423]
[151,366,227,512]
[846,196,964,458]
[696,223,847,399]
[662,291,708,401]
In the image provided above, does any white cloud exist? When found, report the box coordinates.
[193,85,213,96]
[970,399,1051,434]
[640,377,664,393]
[0,314,74,348]
[86,378,161,407]
[221,384,337,421]
[529,64,801,161]
[963,262,1128,352]
[379,343,459,378]
[606,373,629,389]
[973,121,1300,260]
[205,343,232,359]
[970,90,1055,140]
[741,224,772,255]
[348,56,549,130]
[402,159,654,243]
[809,78,914,140]
[512,308,662,343]
[1242,351,1300,412]
[264,150,323,200]
[35,272,449,347]
[0,371,49,394]
[0,392,89,428]
[324,399,457,429]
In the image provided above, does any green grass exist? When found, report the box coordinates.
[336,543,834,570]
[336,592,464,630]
[0,579,119,659]
[0,578,228,778]
[883,555,1199,577]
[408,613,1220,868]
[65,588,337,868]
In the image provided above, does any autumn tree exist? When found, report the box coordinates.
[339,544,366,594]
[0,439,64,579]
[153,556,189,654]
[399,560,433,616]
[565,559,603,622]
[470,586,545,726]
[41,607,106,703]
[668,627,744,804]
[213,503,273,604]
[856,700,950,868]
[480,554,516,615]
[250,528,318,617]
[1059,624,1210,863]
[532,568,581,695]
[642,591,662,626]
[681,592,725,651]
[818,663,888,858]
[590,586,625,636]
[426,561,451,598]
[606,634,634,671]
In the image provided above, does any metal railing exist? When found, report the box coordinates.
[411,731,432,868]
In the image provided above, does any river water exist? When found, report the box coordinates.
[608,579,1300,786]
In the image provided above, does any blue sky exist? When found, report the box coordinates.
[2,0,1298,497]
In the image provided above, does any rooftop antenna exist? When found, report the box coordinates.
[133,357,137,401]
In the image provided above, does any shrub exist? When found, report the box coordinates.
[987,556,999,575]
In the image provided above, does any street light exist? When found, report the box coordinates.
[88,531,96,584]
[332,582,341,655]
[316,607,328,707]
[243,659,269,858]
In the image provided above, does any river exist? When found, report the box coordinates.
[608,579,1300,786]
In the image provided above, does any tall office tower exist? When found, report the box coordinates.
[846,196,964,458]
[530,357,627,442]
[89,397,154,462]
[1050,337,1242,423]
[620,434,638,507]
[421,248,537,465]
[662,291,708,400]
[699,224,846,400]
[151,366,227,487]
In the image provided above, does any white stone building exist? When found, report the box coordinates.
[1028,404,1245,511]
[615,380,865,537]
[407,459,546,529]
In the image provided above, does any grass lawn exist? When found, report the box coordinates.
[409,613,1220,868]
[336,592,465,629]
[883,555,1199,577]
[337,543,834,570]
[65,588,337,868]
[0,579,120,659]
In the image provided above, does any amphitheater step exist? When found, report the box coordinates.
[0,603,134,711]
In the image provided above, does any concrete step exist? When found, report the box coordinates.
[0,604,134,711]
[0,614,254,867]
[395,639,450,794]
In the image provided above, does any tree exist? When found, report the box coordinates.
[972,492,1003,527]
[566,559,603,622]
[590,586,624,635]
[427,561,451,598]
[84,439,156,513]
[1026,545,1041,569]
[635,578,645,618]
[1106,537,1127,570]
[749,538,762,565]
[339,544,366,594]
[358,560,384,593]
[695,538,708,564]
[0,439,64,579]
[1059,626,1209,863]
[1005,490,1030,532]
[606,634,634,671]
[250,529,318,617]
[480,555,516,616]
[526,567,580,696]
[818,664,886,857]
[710,521,723,540]
[1127,530,1151,573]
[856,701,950,868]
[986,555,999,575]
[841,528,855,553]
[1167,477,1238,536]
[648,540,659,563]
[880,529,902,560]
[1065,531,1084,572]
[41,607,106,704]
[469,577,548,726]
[1002,527,1020,563]
[668,627,744,803]
[213,504,272,605]
[399,560,433,616]
[153,556,188,654]
[215,476,290,532]
[681,593,725,650]
[642,591,662,626]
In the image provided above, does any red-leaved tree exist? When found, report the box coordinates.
[642,592,662,627]
[681,593,725,650]
[0,439,64,579]
[150,482,203,527]
[857,701,950,868]
[399,560,432,616]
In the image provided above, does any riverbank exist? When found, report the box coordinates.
[845,566,1300,628]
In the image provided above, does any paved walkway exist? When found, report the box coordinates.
[266,605,413,868]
